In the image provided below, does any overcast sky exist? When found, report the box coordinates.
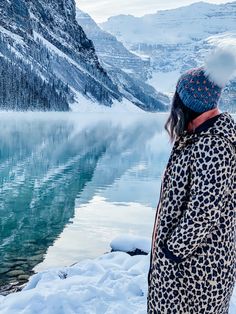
[76,0,231,22]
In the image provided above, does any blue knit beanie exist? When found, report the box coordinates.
[176,67,222,113]
[176,46,236,113]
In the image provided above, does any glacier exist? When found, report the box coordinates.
[101,1,236,111]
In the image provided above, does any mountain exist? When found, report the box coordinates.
[0,0,169,112]
[101,1,236,111]
[101,2,236,46]
[76,9,169,112]
[0,0,121,111]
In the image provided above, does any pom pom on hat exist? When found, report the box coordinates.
[176,42,236,113]
[204,43,236,88]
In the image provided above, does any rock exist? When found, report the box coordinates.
[111,248,148,256]
[0,283,24,296]
[18,275,30,281]
[34,249,46,255]
[28,254,43,262]
[11,257,27,262]
[127,248,148,256]
[12,261,25,266]
[6,270,25,277]
[0,268,10,275]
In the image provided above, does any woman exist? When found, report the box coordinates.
[147,48,236,314]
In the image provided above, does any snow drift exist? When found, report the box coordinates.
[0,235,235,314]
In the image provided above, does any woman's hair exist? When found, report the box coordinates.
[165,91,201,143]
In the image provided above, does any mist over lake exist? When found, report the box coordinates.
[0,112,172,287]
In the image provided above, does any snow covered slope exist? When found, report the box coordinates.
[76,9,169,112]
[0,0,121,110]
[0,236,235,314]
[101,2,236,46]
[101,1,236,110]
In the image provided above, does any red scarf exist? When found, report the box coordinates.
[187,108,221,133]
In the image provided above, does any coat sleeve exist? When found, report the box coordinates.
[163,137,232,262]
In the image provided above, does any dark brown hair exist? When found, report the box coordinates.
[165,91,200,143]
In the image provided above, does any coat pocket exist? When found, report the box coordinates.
[176,255,208,308]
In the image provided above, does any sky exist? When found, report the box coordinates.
[76,0,231,22]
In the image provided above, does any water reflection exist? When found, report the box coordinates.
[0,112,170,287]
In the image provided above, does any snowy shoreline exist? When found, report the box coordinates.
[0,235,235,314]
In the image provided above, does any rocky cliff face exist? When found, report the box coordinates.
[76,9,151,81]
[76,9,169,112]
[28,0,101,69]
[0,0,121,111]
[0,0,32,36]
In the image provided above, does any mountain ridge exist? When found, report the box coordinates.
[76,8,169,112]
[101,1,236,45]
[101,1,236,111]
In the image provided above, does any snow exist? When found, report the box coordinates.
[70,91,143,113]
[101,2,236,46]
[0,25,25,45]
[0,235,235,314]
[206,32,236,47]
[129,50,150,61]
[33,32,122,97]
[148,70,180,97]
[33,31,72,62]
[111,235,151,254]
[0,248,149,314]
[101,2,236,101]
[0,26,27,62]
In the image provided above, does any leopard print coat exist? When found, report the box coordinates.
[147,112,236,314]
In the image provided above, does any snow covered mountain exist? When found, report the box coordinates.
[76,9,151,81]
[76,9,169,112]
[0,0,169,112]
[0,0,121,111]
[101,2,236,46]
[101,1,236,110]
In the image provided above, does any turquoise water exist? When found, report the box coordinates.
[0,112,171,287]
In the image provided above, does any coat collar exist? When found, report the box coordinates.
[187,108,221,133]
[174,111,236,150]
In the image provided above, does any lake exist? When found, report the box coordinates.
[0,112,171,288]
